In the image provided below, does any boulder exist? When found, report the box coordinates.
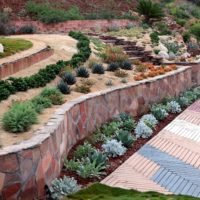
[0,43,4,53]
[158,51,169,59]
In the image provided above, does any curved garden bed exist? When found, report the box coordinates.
[0,66,193,199]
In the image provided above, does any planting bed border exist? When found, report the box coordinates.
[0,66,194,199]
[0,46,53,79]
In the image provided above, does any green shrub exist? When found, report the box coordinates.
[150,32,159,44]
[151,105,168,121]
[102,121,121,137]
[41,87,64,105]
[57,80,71,95]
[183,32,191,43]
[121,61,133,70]
[190,23,200,41]
[137,0,164,23]
[176,18,186,27]
[76,67,90,78]
[26,2,84,24]
[155,22,171,35]
[116,130,135,148]
[74,84,91,94]
[19,25,36,34]
[3,102,38,133]
[8,77,29,91]
[107,63,119,71]
[31,96,52,113]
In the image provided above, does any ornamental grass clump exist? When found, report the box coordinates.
[3,102,38,133]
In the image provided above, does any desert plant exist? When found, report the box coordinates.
[135,64,147,72]
[135,121,153,139]
[107,63,119,71]
[116,130,135,148]
[62,72,76,85]
[76,67,90,78]
[102,121,121,137]
[74,84,91,94]
[102,139,126,157]
[177,96,191,107]
[73,142,96,160]
[150,105,168,121]
[166,101,182,113]
[190,23,200,41]
[150,32,159,44]
[57,80,71,95]
[49,176,81,199]
[31,96,52,113]
[137,0,164,23]
[92,64,105,74]
[114,70,128,78]
[2,102,38,133]
[108,25,120,32]
[122,118,137,132]
[41,87,64,105]
[140,114,158,129]
[121,78,128,83]
[121,61,133,70]
[105,80,113,86]
[183,32,191,43]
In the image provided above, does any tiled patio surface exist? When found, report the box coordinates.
[102,100,200,197]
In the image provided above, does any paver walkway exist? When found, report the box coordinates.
[102,100,200,197]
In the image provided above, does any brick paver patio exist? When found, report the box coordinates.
[102,100,200,197]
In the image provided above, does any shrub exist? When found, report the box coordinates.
[121,118,136,132]
[155,22,171,35]
[73,142,96,160]
[2,102,38,133]
[19,25,36,34]
[49,176,81,199]
[135,64,147,72]
[114,70,128,78]
[102,121,121,137]
[105,80,113,86]
[8,77,29,91]
[74,84,91,94]
[62,72,76,85]
[183,32,191,43]
[150,32,159,44]
[135,121,153,139]
[31,96,52,113]
[41,87,64,105]
[166,101,182,113]
[176,18,186,27]
[116,130,135,148]
[76,157,106,179]
[162,41,182,55]
[76,67,90,78]
[190,23,200,41]
[150,105,168,121]
[177,96,190,107]
[89,151,108,169]
[137,0,164,23]
[140,114,158,129]
[108,25,120,32]
[116,113,132,122]
[102,139,126,157]
[121,61,133,70]
[121,78,128,83]
[57,80,71,95]
[107,63,119,71]
[0,11,10,35]
[92,64,105,74]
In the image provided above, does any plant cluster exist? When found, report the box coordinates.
[92,64,105,74]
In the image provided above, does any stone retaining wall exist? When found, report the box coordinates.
[0,47,53,79]
[0,67,193,199]
[12,19,136,33]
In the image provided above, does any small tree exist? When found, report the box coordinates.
[137,0,164,23]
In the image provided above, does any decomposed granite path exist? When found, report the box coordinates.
[102,99,200,198]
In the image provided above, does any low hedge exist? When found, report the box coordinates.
[0,31,91,102]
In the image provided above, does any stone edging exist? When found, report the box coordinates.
[0,66,194,199]
[0,47,53,79]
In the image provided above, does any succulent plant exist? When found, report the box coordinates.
[92,64,105,74]
[57,80,71,94]
[121,61,133,70]
[116,130,135,148]
[76,67,90,78]
[62,72,76,85]
[107,63,119,71]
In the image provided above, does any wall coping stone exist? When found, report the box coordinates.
[0,66,190,156]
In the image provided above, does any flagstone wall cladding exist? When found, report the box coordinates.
[0,47,53,79]
[0,67,193,199]
[12,19,137,33]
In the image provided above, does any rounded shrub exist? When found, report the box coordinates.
[121,61,133,70]
[76,67,90,78]
[107,63,119,71]
[62,72,76,85]
[31,96,52,113]
[2,102,38,133]
[92,64,105,74]
[57,80,71,95]
[41,87,64,105]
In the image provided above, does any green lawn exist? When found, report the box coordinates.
[0,37,33,58]
[68,183,198,200]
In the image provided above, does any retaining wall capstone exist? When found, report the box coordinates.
[0,67,193,199]
[0,47,53,79]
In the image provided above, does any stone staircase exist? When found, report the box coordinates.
[97,35,163,65]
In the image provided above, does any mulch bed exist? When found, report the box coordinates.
[60,113,178,187]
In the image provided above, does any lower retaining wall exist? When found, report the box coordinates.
[0,47,53,79]
[0,67,193,199]
[12,19,136,33]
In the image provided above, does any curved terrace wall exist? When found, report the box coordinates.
[13,19,137,33]
[0,67,193,199]
[0,47,53,79]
